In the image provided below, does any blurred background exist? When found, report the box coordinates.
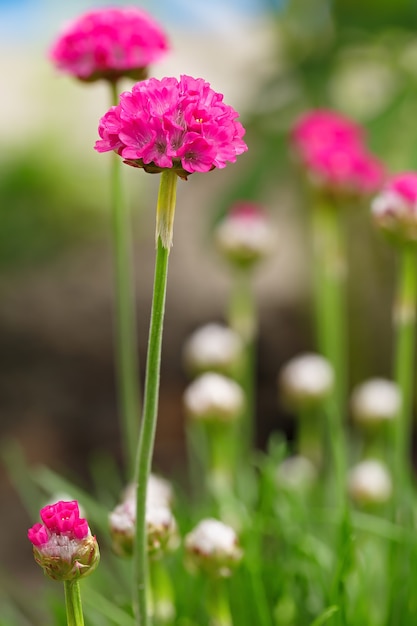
[2,0,417,597]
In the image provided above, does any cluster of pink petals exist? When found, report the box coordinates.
[95,75,248,178]
[28,500,89,547]
[290,109,385,197]
[49,7,169,82]
[371,172,417,242]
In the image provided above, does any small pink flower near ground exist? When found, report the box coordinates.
[49,7,169,82]
[371,172,417,242]
[28,500,99,581]
[95,75,248,179]
[290,108,385,197]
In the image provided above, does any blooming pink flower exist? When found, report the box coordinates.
[49,7,169,82]
[290,108,385,197]
[95,75,248,179]
[371,172,417,243]
[28,500,99,581]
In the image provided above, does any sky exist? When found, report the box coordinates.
[0,0,285,42]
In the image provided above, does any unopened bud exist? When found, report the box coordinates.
[351,378,401,428]
[279,353,334,409]
[182,323,243,378]
[185,518,242,578]
[109,476,177,557]
[28,500,99,582]
[347,459,392,506]
[183,372,244,423]
[214,202,275,268]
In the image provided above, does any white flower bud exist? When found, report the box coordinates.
[214,202,275,268]
[278,353,334,408]
[182,323,243,377]
[276,455,317,492]
[185,518,242,578]
[183,372,244,423]
[347,459,392,506]
[350,378,401,427]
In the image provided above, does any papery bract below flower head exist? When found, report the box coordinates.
[95,75,248,179]
[49,7,169,82]
[371,172,417,243]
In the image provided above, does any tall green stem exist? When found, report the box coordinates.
[392,243,417,500]
[64,581,85,626]
[132,170,177,626]
[311,199,348,504]
[386,244,417,626]
[109,81,141,478]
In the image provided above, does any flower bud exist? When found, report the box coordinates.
[182,323,243,378]
[109,476,177,558]
[183,373,244,423]
[347,459,392,506]
[278,353,334,409]
[184,518,242,578]
[371,172,417,244]
[351,378,401,428]
[276,455,318,492]
[214,202,275,268]
[28,500,99,582]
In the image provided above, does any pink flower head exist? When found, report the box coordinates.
[49,7,169,82]
[28,500,99,581]
[95,75,248,179]
[290,108,385,198]
[371,172,417,243]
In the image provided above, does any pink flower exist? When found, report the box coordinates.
[49,7,169,82]
[371,172,417,243]
[95,75,248,179]
[290,108,385,198]
[28,500,99,581]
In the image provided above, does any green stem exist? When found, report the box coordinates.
[392,243,417,501]
[311,199,348,505]
[132,170,177,626]
[109,80,141,478]
[64,581,85,626]
[228,269,257,458]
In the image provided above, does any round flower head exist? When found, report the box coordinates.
[214,202,275,268]
[27,500,99,581]
[95,75,248,180]
[290,109,385,198]
[278,353,334,409]
[109,475,177,557]
[182,323,244,378]
[49,7,169,82]
[184,518,242,578]
[183,372,244,423]
[351,378,401,428]
[276,455,317,492]
[371,172,417,244]
[347,459,392,506]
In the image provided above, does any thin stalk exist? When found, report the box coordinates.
[109,80,141,478]
[311,199,348,505]
[132,170,177,626]
[392,243,417,501]
[228,269,257,458]
[64,581,85,626]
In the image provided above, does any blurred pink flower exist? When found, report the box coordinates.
[95,75,248,178]
[49,7,169,82]
[371,172,417,242]
[28,500,99,581]
[290,109,385,197]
